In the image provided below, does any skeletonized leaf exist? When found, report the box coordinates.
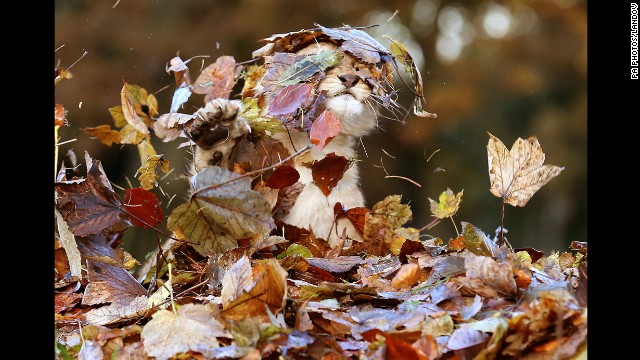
[487,132,564,207]
[167,166,275,256]
[120,83,150,135]
[141,303,230,360]
[84,296,150,326]
[82,125,121,147]
[310,109,341,150]
[221,255,254,307]
[193,56,240,101]
[55,208,82,279]
[428,188,463,219]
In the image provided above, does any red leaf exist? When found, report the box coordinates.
[310,109,341,150]
[268,83,314,116]
[123,188,163,228]
[346,207,370,235]
[311,153,349,196]
[55,104,66,127]
[265,165,300,189]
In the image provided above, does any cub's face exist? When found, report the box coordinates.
[295,42,379,137]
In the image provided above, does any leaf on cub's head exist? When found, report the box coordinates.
[193,56,241,102]
[428,188,463,219]
[316,24,389,65]
[82,125,121,147]
[268,83,314,117]
[487,132,564,207]
[386,37,437,119]
[310,153,350,197]
[55,153,130,237]
[167,166,275,256]
[277,50,343,87]
[123,188,163,228]
[310,109,341,151]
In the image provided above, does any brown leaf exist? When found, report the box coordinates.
[166,55,191,88]
[55,154,130,237]
[268,83,314,117]
[153,112,196,142]
[81,259,147,306]
[487,132,564,207]
[83,125,122,147]
[362,195,412,255]
[306,256,364,273]
[193,56,240,101]
[311,153,350,196]
[310,109,341,150]
[55,208,82,280]
[84,295,150,326]
[221,258,288,320]
[459,252,517,298]
[447,327,489,350]
[220,255,254,307]
[54,291,83,313]
[120,83,150,135]
[265,165,300,189]
[391,263,421,289]
[317,24,389,64]
[141,303,230,360]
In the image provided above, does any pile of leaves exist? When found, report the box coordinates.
[55,25,586,359]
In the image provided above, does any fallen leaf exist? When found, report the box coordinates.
[141,303,230,360]
[428,188,463,219]
[391,263,421,289]
[55,208,82,279]
[487,132,564,207]
[84,295,150,326]
[193,56,241,102]
[82,125,121,146]
[460,295,483,320]
[123,188,163,228]
[277,243,313,259]
[363,195,412,255]
[447,327,489,350]
[167,166,275,256]
[310,109,341,150]
[306,256,364,273]
[78,340,103,360]
[311,153,350,196]
[460,251,517,298]
[268,83,314,117]
[265,165,300,189]
[221,258,288,320]
[461,222,499,257]
[221,255,254,307]
[55,154,130,237]
[82,259,147,306]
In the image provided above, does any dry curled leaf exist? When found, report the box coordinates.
[487,132,564,207]
[82,125,121,147]
[120,83,151,135]
[391,263,421,289]
[55,208,82,280]
[193,56,240,101]
[141,303,230,360]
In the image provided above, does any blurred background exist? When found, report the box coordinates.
[55,0,586,259]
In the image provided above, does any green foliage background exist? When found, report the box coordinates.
[54,0,586,257]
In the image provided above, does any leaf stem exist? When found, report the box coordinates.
[54,125,60,181]
[192,144,311,197]
[418,217,441,232]
[450,217,459,237]
[499,199,505,247]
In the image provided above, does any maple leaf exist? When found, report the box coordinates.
[363,195,413,255]
[55,154,130,237]
[310,109,341,150]
[141,303,230,360]
[428,188,463,219]
[487,132,564,207]
[167,166,275,256]
[82,125,121,147]
[193,55,241,102]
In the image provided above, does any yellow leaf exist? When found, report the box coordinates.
[135,140,169,190]
[120,83,150,135]
[487,132,564,207]
[83,125,122,146]
[428,188,463,219]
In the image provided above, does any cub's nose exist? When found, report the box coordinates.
[338,74,358,88]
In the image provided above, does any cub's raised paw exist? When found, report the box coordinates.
[188,99,251,173]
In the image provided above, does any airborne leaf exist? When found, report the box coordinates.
[169,87,192,113]
[487,132,564,207]
[82,125,121,147]
[166,55,191,88]
[123,188,163,228]
[141,303,230,360]
[167,166,275,256]
[193,55,240,101]
[55,104,66,127]
[310,109,341,150]
[120,82,150,135]
[428,188,463,219]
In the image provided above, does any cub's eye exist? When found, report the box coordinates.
[355,67,360,72]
